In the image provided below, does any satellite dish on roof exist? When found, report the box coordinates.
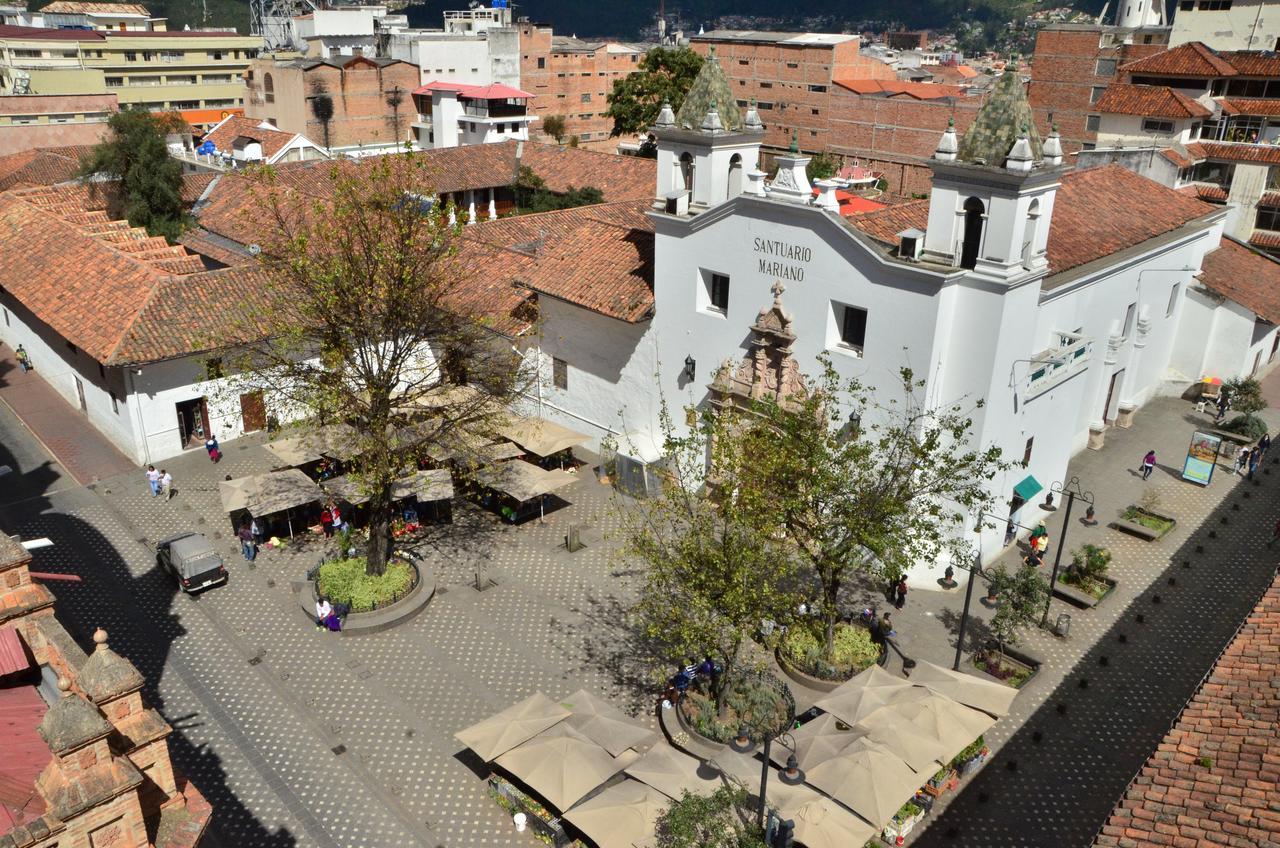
[249,244,262,256]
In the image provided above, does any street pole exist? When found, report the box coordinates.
[1041,477,1094,629]
[758,735,772,832]
[953,547,980,671]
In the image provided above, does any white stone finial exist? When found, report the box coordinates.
[744,168,767,197]
[744,100,764,132]
[654,101,676,129]
[57,676,71,696]
[935,118,958,163]
[1006,127,1034,173]
[1043,125,1064,167]
[771,280,786,300]
[814,179,842,212]
[700,106,724,133]
[93,628,108,652]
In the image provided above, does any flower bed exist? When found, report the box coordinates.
[1121,506,1176,538]
[972,650,1037,689]
[317,556,416,612]
[779,622,883,682]
[1061,570,1116,603]
[678,673,794,745]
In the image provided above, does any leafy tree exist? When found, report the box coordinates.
[568,134,580,148]
[605,46,704,136]
[738,360,1009,660]
[619,401,800,717]
[1223,376,1267,439]
[805,152,841,181]
[228,155,525,575]
[655,786,765,848]
[80,109,189,242]
[984,561,1049,659]
[513,166,604,213]
[542,114,567,143]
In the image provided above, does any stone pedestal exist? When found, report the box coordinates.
[1088,424,1106,451]
[1116,403,1137,429]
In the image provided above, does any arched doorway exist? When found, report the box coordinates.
[727,153,743,197]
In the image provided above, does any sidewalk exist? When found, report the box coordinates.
[0,344,137,485]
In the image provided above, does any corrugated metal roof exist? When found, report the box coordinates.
[0,627,30,678]
[0,684,51,831]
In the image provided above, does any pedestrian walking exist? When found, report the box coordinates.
[1236,446,1250,475]
[1249,448,1260,479]
[238,523,256,562]
[250,517,263,547]
[320,506,334,538]
[1216,391,1230,422]
[1259,433,1272,461]
[14,344,30,373]
[205,433,221,463]
[1003,519,1016,547]
[159,469,172,501]
[894,576,907,610]
[145,465,160,497]
[1140,449,1156,480]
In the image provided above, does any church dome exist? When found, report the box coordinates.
[957,69,1043,167]
[675,48,743,131]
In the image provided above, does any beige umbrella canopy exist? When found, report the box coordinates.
[624,744,719,801]
[804,736,924,828]
[890,693,995,765]
[855,709,951,772]
[561,689,658,756]
[813,664,916,727]
[707,748,812,815]
[563,779,667,848]
[495,722,629,812]
[908,660,1019,717]
[454,692,570,762]
[789,797,878,848]
[767,713,864,771]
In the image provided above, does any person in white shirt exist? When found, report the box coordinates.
[159,470,173,501]
[146,466,160,497]
[315,597,332,629]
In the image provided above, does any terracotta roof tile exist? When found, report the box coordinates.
[1249,231,1280,249]
[1095,84,1212,118]
[850,166,1217,280]
[39,1,150,14]
[1162,148,1196,168]
[1197,237,1280,322]
[202,115,300,162]
[0,146,93,193]
[1192,141,1280,165]
[1218,97,1280,116]
[518,141,655,201]
[1218,51,1280,77]
[1093,572,1280,848]
[1121,42,1238,77]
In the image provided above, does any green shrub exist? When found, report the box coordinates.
[1069,544,1111,581]
[780,623,880,680]
[1221,413,1269,441]
[948,735,985,770]
[680,676,791,744]
[317,557,414,612]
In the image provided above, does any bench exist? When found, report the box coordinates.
[1112,519,1160,541]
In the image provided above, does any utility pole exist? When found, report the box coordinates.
[1041,477,1095,629]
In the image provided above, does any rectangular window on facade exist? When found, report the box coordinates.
[552,357,568,390]
[808,84,827,93]
[739,59,749,65]
[581,92,590,102]
[1142,118,1175,133]
[760,82,773,88]
[1255,205,1280,231]
[1180,0,1195,8]
[786,62,799,68]
[1123,302,1137,338]
[1198,0,1231,9]
[1023,437,1034,466]
[1095,58,1117,75]
[1090,86,1107,104]
[834,303,868,353]
[1085,114,1101,132]
[708,273,730,312]
[110,391,119,415]
[537,57,545,68]
[1167,283,1180,316]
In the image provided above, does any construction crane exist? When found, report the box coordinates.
[250,0,323,51]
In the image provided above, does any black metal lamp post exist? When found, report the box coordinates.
[729,726,804,831]
[952,543,982,671]
[1041,476,1095,628]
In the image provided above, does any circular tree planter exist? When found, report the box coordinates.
[675,670,795,748]
[774,621,886,693]
[295,556,435,636]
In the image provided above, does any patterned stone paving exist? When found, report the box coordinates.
[3,381,1279,847]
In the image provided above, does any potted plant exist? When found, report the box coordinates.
[949,735,989,776]
[924,765,959,797]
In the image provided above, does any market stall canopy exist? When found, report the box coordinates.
[854,709,951,772]
[499,416,590,458]
[804,736,923,827]
[410,383,505,416]
[624,744,719,801]
[322,470,455,505]
[263,436,320,468]
[561,689,658,756]
[813,664,916,727]
[321,475,370,505]
[473,460,577,502]
[708,748,812,815]
[789,797,878,848]
[877,691,995,764]
[907,660,1018,717]
[454,692,571,762]
[424,429,522,465]
[494,722,631,812]
[563,779,666,848]
[218,469,323,517]
[263,424,363,467]
[767,713,864,771]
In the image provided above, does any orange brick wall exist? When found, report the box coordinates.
[519,23,641,146]
[1028,27,1166,151]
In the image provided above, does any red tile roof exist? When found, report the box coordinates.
[1094,571,1280,848]
[0,23,104,40]
[1094,84,1212,118]
[0,626,29,678]
[0,683,51,832]
[1218,97,1280,116]
[39,1,150,14]
[1196,237,1280,322]
[518,141,654,201]
[851,166,1218,281]
[1218,51,1280,77]
[1249,231,1280,249]
[202,115,301,162]
[1120,42,1238,77]
[833,78,966,99]
[1161,148,1196,169]
[1187,140,1280,165]
[414,81,535,100]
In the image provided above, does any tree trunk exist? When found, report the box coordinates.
[715,653,734,720]
[822,574,841,662]
[365,481,395,576]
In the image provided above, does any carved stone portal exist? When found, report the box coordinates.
[709,281,808,413]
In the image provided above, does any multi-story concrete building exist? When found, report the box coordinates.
[1170,0,1280,50]
[38,0,153,31]
[293,8,379,59]
[516,21,642,148]
[0,19,260,131]
[0,91,113,154]
[412,80,534,149]
[243,54,419,155]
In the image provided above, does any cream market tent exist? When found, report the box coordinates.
[883,692,996,764]
[424,429,522,465]
[767,713,864,771]
[499,416,590,459]
[218,469,323,534]
[473,460,577,502]
[563,779,666,848]
[624,744,719,801]
[454,692,570,762]
[813,664,916,727]
[907,660,1019,717]
[854,709,951,772]
[561,689,657,756]
[263,424,362,467]
[322,470,455,506]
[494,722,630,812]
[804,736,924,827]
[789,797,877,848]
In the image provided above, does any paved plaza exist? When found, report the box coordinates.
[2,350,1280,848]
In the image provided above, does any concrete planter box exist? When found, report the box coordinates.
[1054,575,1117,609]
[293,558,435,636]
[970,643,1040,690]
[1113,507,1176,541]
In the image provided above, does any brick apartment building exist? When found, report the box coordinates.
[244,54,420,155]
[516,22,642,149]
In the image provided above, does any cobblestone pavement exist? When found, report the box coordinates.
[3,354,1279,848]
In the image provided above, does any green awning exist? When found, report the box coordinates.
[1013,475,1043,503]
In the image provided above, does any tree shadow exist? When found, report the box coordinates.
[0,425,298,846]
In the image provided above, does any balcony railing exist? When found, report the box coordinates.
[1026,331,1092,397]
